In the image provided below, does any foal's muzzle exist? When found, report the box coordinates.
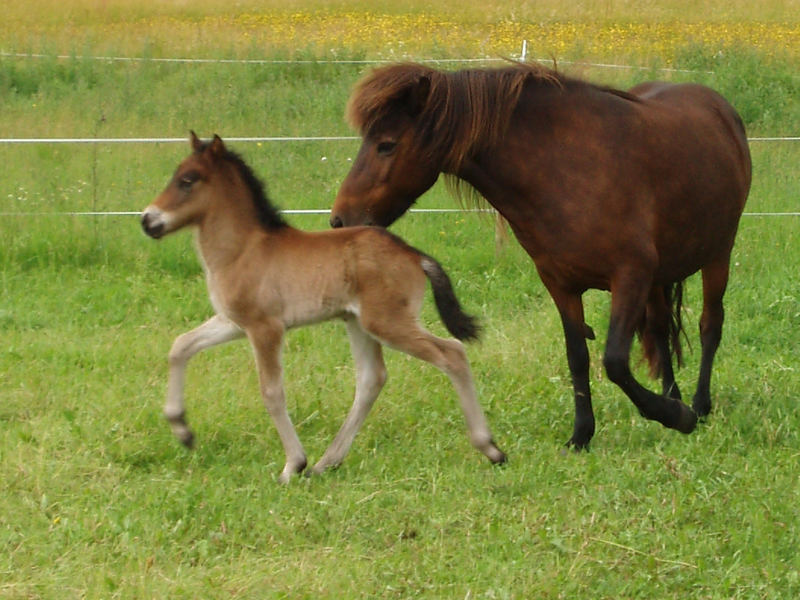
[141,209,166,239]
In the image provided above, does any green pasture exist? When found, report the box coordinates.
[2,3,800,598]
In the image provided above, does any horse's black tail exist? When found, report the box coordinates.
[419,255,480,342]
[638,281,686,378]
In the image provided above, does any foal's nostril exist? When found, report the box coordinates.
[330,215,343,229]
[141,212,164,238]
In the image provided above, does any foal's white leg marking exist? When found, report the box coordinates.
[246,322,307,484]
[377,324,505,464]
[312,317,387,475]
[165,314,244,446]
[431,338,505,463]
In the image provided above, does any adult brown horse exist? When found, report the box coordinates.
[330,62,751,449]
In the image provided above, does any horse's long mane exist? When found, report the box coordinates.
[348,62,562,166]
[346,61,562,205]
[197,140,288,230]
[346,62,640,208]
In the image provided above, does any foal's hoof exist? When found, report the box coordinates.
[309,460,341,477]
[178,431,195,449]
[487,443,507,465]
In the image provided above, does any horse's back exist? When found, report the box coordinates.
[630,81,751,187]
[623,81,751,279]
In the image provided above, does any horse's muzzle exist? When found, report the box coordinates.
[329,213,375,228]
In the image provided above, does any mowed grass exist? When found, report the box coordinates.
[2,3,800,598]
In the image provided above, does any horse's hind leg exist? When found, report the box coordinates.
[643,286,681,400]
[692,261,730,417]
[165,314,244,447]
[365,317,505,464]
[312,317,387,475]
[604,270,697,434]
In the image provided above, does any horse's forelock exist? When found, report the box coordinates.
[347,62,559,172]
[346,63,435,133]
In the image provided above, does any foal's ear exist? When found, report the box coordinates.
[190,130,202,152]
[208,134,226,158]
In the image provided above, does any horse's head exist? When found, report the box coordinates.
[141,132,224,239]
[330,66,443,228]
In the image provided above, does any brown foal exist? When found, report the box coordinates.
[141,133,505,483]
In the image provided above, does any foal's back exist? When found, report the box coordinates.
[223,225,429,330]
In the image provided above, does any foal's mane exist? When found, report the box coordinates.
[197,140,288,230]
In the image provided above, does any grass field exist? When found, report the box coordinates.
[2,2,800,598]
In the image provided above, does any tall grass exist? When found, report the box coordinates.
[2,4,800,598]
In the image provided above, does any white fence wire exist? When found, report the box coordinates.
[1,49,713,74]
[1,48,797,217]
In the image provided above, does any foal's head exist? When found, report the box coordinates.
[142,132,286,239]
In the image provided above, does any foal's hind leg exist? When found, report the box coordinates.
[312,317,387,475]
[692,261,729,417]
[165,314,244,447]
[366,317,505,464]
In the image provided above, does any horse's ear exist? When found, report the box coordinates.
[208,134,226,158]
[190,130,202,152]
[407,74,431,116]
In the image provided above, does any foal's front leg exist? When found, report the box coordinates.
[246,320,307,484]
[165,314,244,447]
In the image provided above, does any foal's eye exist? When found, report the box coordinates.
[178,171,200,191]
[376,141,398,156]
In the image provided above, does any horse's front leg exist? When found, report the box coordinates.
[165,314,244,447]
[246,320,307,484]
[604,271,697,434]
[546,285,595,449]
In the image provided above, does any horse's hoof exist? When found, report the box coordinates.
[676,403,698,434]
[565,437,591,452]
[565,419,594,451]
[692,395,712,418]
[664,382,682,401]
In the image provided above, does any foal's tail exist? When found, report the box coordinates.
[419,255,480,342]
[639,281,686,378]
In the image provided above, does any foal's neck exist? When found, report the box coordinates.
[195,185,284,273]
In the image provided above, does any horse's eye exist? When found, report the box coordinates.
[376,141,397,156]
